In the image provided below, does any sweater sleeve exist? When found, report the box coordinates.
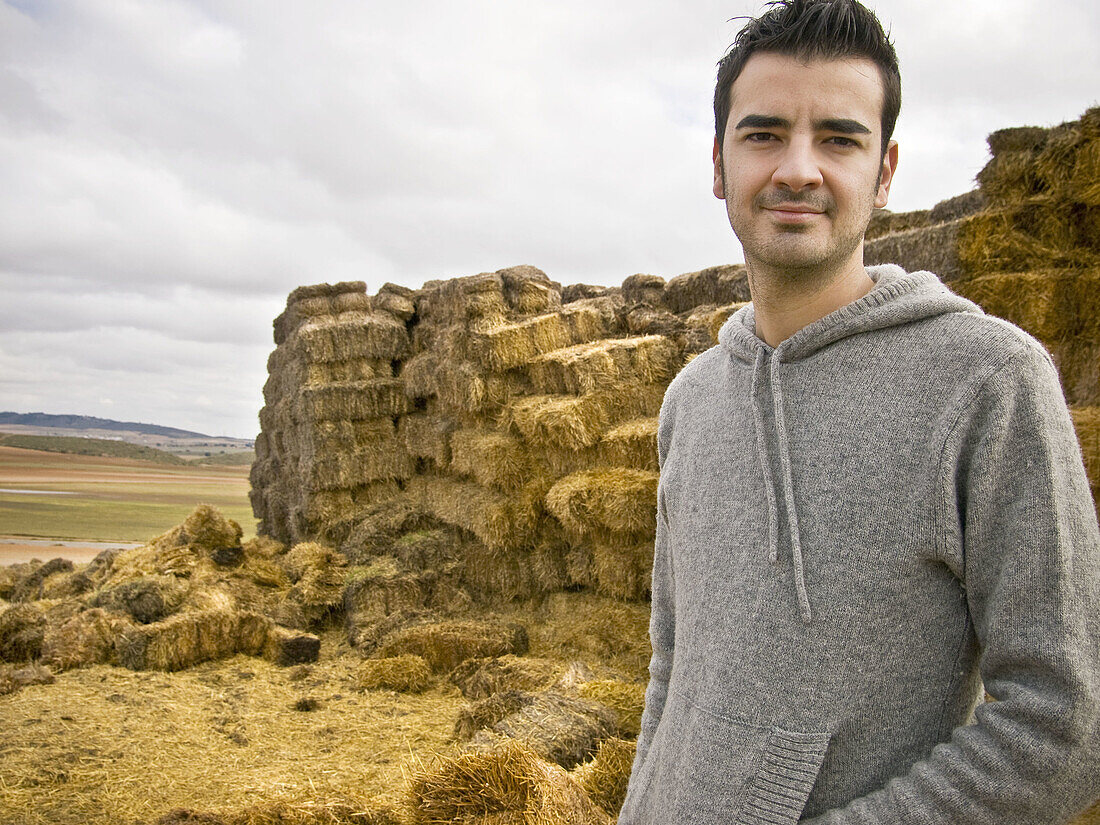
[803,342,1100,825]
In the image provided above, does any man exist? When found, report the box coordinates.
[617,1,1100,823]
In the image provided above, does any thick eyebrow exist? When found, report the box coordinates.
[734,114,872,135]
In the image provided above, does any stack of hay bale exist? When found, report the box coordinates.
[867,107,1100,503]
[252,263,753,614]
[251,281,415,545]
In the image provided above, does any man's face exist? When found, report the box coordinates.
[713,52,898,280]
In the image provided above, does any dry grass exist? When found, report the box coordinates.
[544,469,658,538]
[0,635,463,825]
[954,268,1100,343]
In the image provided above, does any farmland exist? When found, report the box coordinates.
[0,445,255,546]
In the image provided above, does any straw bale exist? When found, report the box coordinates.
[527,336,679,396]
[305,359,393,385]
[591,540,652,602]
[460,541,540,603]
[499,265,562,316]
[0,662,55,696]
[929,189,987,224]
[374,617,530,673]
[563,284,612,303]
[450,429,528,490]
[407,475,541,552]
[530,532,571,593]
[374,282,417,321]
[9,557,74,602]
[0,567,14,600]
[1070,136,1100,206]
[1070,407,1100,499]
[564,545,596,590]
[560,299,617,341]
[576,680,646,738]
[288,281,369,304]
[344,561,439,632]
[406,738,612,825]
[391,529,464,570]
[470,690,618,770]
[955,269,1100,343]
[92,574,188,624]
[454,690,537,740]
[545,469,658,538]
[180,504,244,555]
[307,446,413,491]
[570,736,636,817]
[293,314,409,364]
[976,150,1043,203]
[0,602,46,662]
[356,654,433,692]
[450,655,565,700]
[469,314,575,372]
[116,609,271,672]
[262,624,321,666]
[987,125,1050,157]
[40,607,135,670]
[864,220,964,282]
[300,379,411,421]
[299,483,402,539]
[956,204,1094,275]
[540,593,651,678]
[339,500,443,562]
[865,208,932,240]
[332,291,373,315]
[621,274,666,306]
[1034,123,1082,198]
[595,418,658,472]
[662,264,749,314]
[507,382,665,453]
[417,272,509,327]
[621,304,686,341]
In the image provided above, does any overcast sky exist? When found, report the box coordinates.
[1,0,1097,438]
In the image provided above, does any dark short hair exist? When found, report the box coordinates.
[714,0,900,157]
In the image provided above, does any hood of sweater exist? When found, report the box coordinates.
[716,264,983,623]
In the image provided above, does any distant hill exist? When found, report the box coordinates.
[0,433,190,464]
[0,412,208,439]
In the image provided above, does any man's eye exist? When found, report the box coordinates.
[746,132,775,142]
[826,136,857,147]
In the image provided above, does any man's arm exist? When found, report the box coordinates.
[804,342,1100,825]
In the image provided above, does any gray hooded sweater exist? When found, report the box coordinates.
[618,264,1100,825]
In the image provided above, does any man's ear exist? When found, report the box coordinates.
[712,135,725,200]
[874,140,899,208]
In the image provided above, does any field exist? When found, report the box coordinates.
[0,446,255,544]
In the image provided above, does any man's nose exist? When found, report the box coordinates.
[771,138,824,191]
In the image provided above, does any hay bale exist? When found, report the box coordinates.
[182,504,244,555]
[306,444,414,491]
[576,680,646,738]
[406,738,612,825]
[299,379,411,421]
[0,662,55,696]
[339,502,444,563]
[863,219,964,282]
[570,736,636,817]
[621,274,665,306]
[398,413,455,467]
[1048,342,1100,407]
[9,557,74,602]
[987,124,1051,157]
[507,382,665,454]
[684,302,748,347]
[956,203,1094,275]
[468,314,576,372]
[116,609,271,672]
[562,284,611,303]
[460,541,541,603]
[374,618,529,673]
[499,265,562,316]
[450,430,528,491]
[469,690,618,770]
[591,540,652,602]
[417,272,509,327]
[595,418,658,472]
[356,654,433,692]
[1070,134,1100,206]
[40,607,135,670]
[976,150,1044,204]
[527,336,679,396]
[540,593,651,678]
[0,602,46,662]
[545,469,658,538]
[92,574,188,624]
[262,625,321,666]
[292,313,409,363]
[954,268,1100,343]
[450,655,565,700]
[455,690,537,740]
[929,189,987,223]
[0,567,15,600]
[1071,407,1100,500]
[406,475,542,553]
[865,208,932,240]
[662,264,748,314]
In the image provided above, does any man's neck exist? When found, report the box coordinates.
[747,256,875,348]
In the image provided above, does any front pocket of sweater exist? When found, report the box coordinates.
[640,691,829,825]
